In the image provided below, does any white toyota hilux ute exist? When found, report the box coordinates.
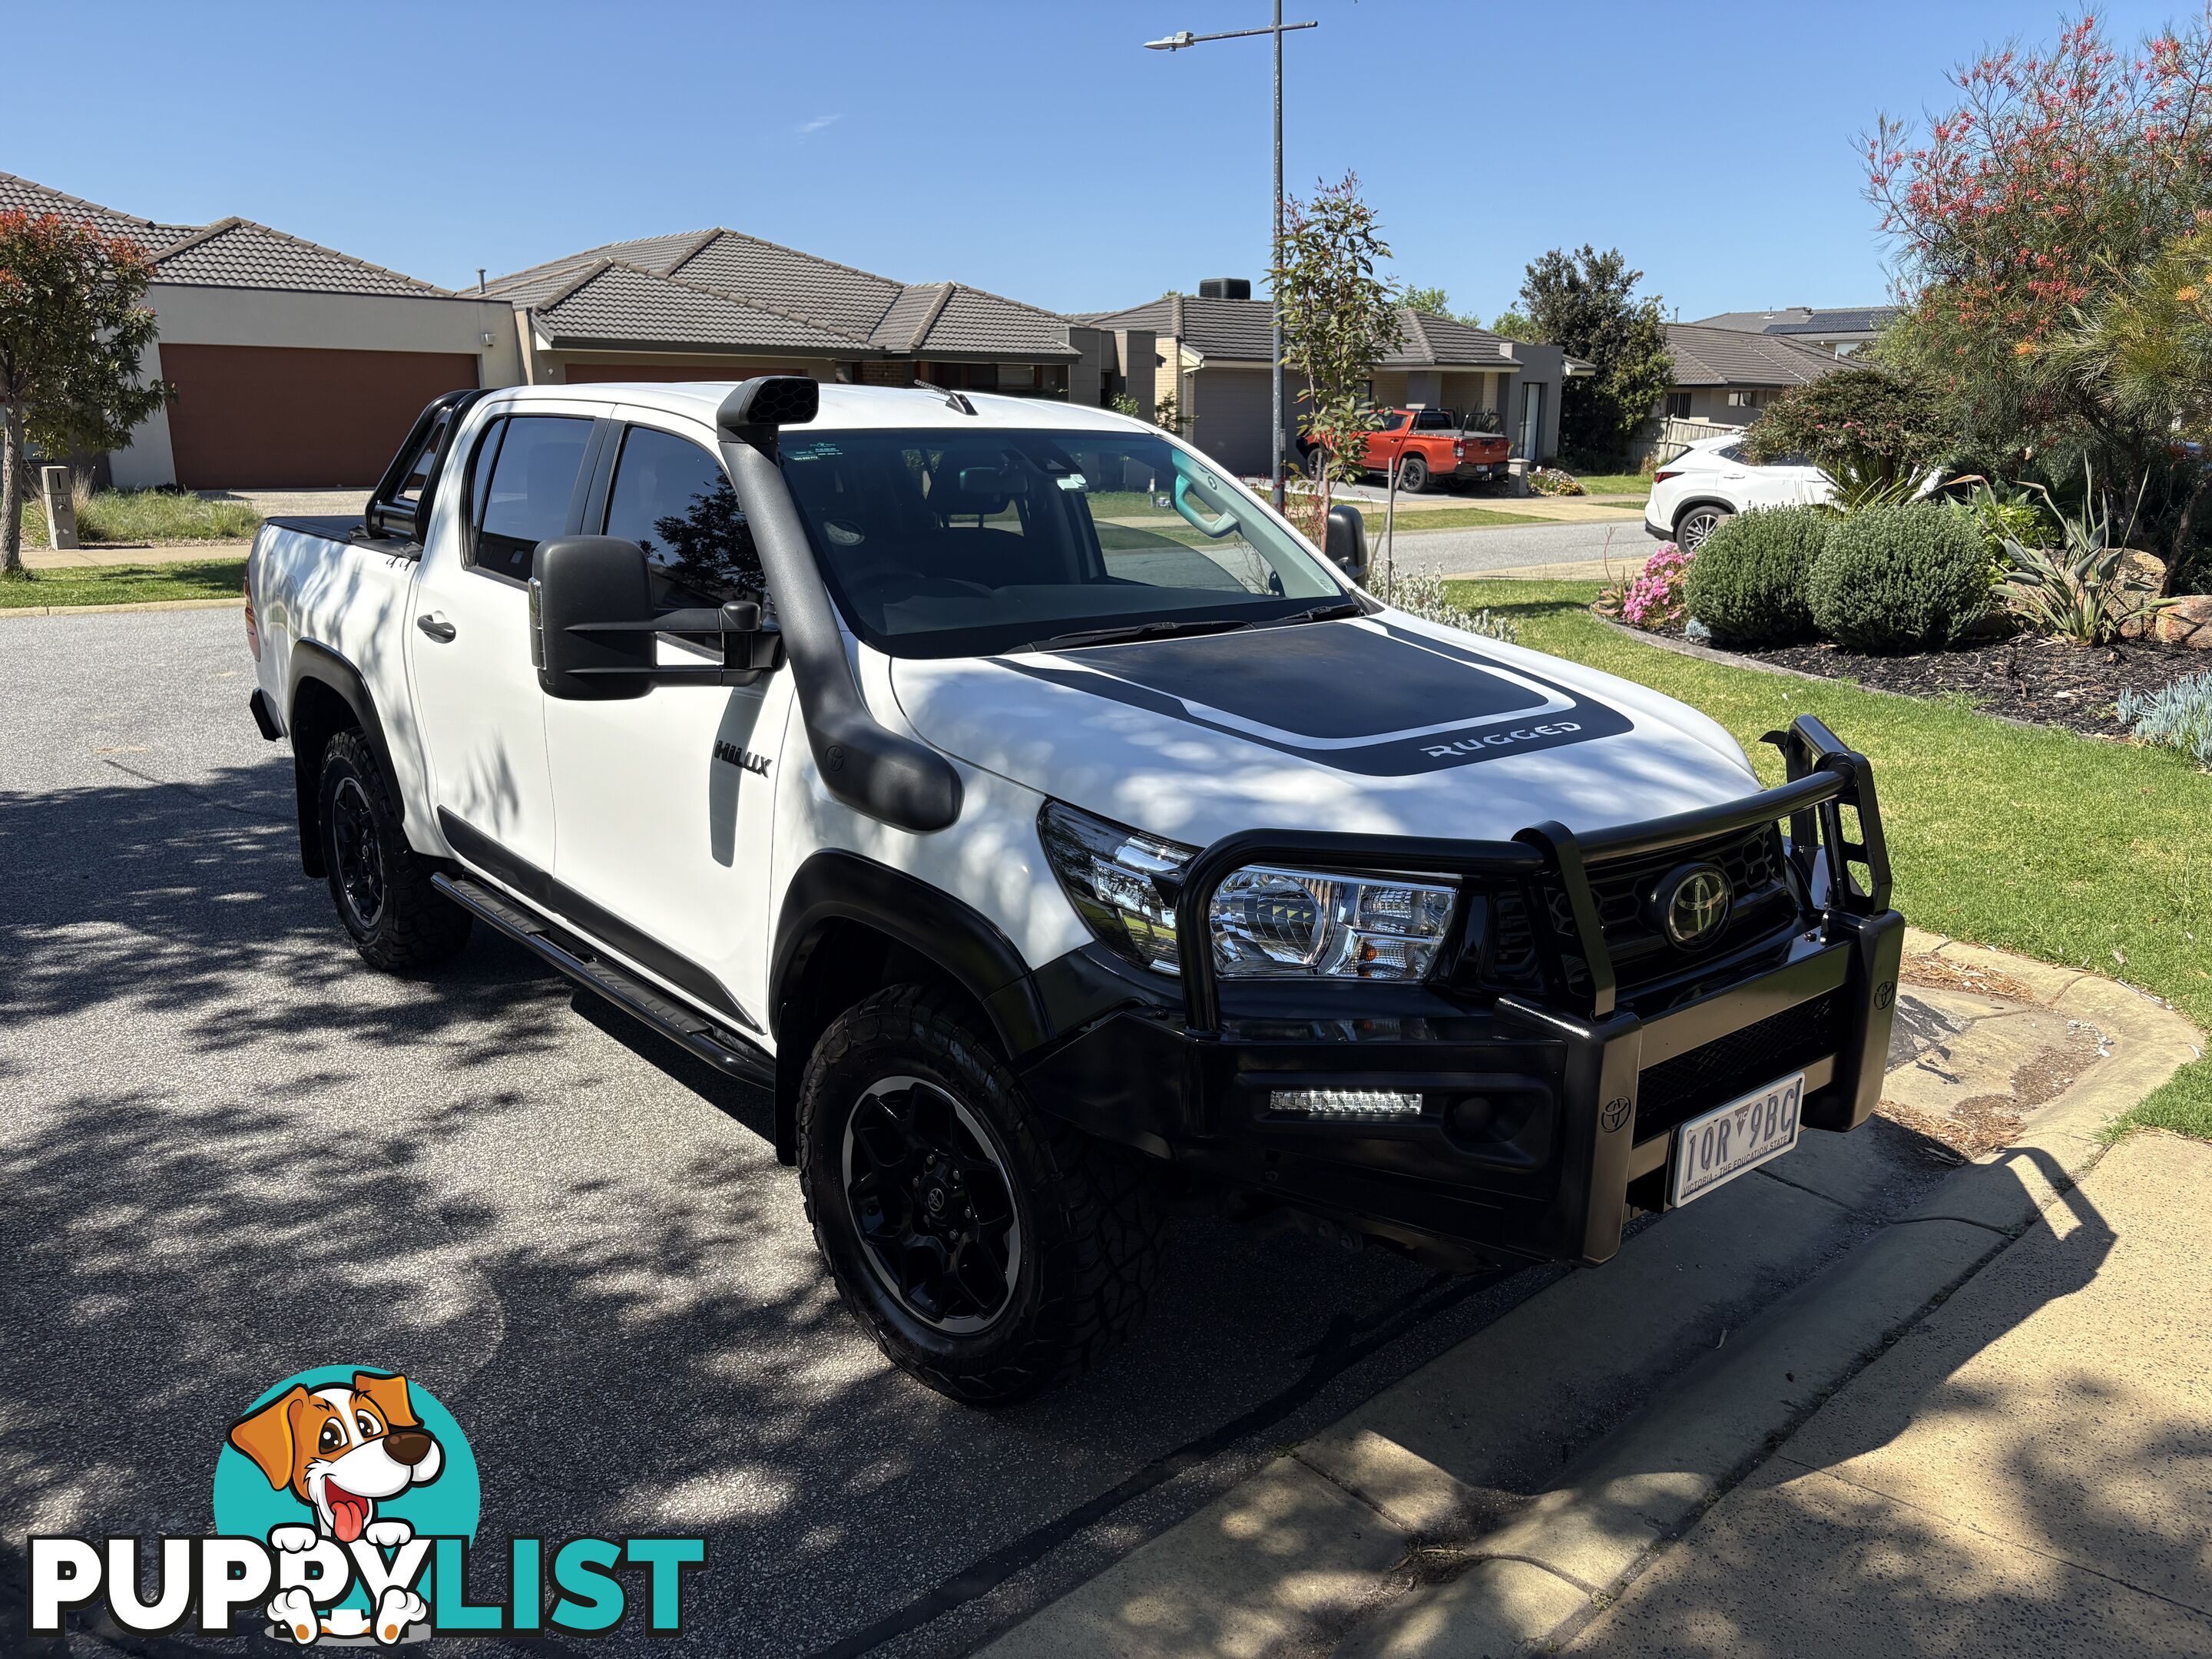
[246,377,1905,1404]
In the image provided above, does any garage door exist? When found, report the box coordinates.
[161,344,479,489]
[560,362,796,384]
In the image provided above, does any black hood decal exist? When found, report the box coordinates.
[991,619,1633,777]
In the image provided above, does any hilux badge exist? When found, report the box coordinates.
[1657,863,1730,947]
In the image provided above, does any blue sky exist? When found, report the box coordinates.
[5,1,2190,323]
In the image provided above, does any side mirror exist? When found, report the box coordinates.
[531,536,784,700]
[533,536,655,700]
[1324,505,1369,586]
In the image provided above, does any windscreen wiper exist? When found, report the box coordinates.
[1260,599,1366,628]
[1027,617,1254,653]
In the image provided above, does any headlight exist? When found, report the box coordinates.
[1039,803,1458,982]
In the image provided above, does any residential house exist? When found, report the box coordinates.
[2,173,524,489]
[482,230,1102,403]
[1080,284,1582,476]
[1657,323,1846,429]
[1687,305,1902,358]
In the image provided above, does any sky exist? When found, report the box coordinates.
[4,0,2196,325]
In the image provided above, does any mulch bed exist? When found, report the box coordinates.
[1725,631,2206,740]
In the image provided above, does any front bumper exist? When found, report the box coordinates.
[1019,716,1903,1271]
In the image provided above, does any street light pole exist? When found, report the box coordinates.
[1144,12,1318,512]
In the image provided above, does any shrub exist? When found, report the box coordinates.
[1614,541,1693,629]
[1807,504,1990,651]
[1682,506,1826,647]
[1373,567,1519,642]
[2115,672,2212,767]
[1528,466,1585,496]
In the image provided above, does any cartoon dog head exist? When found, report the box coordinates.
[228,1372,443,1543]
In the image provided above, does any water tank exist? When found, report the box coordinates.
[1198,277,1252,301]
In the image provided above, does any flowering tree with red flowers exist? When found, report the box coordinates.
[0,210,168,575]
[1866,9,2212,507]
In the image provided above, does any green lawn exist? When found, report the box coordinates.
[1443,578,2212,1141]
[1359,502,1551,531]
[0,559,247,608]
[1564,472,1652,499]
[23,490,261,546]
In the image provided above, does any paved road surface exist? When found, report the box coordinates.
[1378,517,1656,579]
[0,610,1553,1658]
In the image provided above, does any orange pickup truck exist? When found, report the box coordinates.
[1304,407,1513,494]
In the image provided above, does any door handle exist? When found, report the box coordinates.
[416,614,457,643]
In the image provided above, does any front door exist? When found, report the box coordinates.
[409,404,599,879]
[1518,383,1544,460]
[540,416,793,1031]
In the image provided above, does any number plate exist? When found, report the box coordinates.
[1668,1072,1805,1207]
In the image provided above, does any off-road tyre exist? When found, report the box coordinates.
[318,728,472,973]
[1396,453,1429,494]
[799,985,1167,1405]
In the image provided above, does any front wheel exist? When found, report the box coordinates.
[1674,502,1732,551]
[800,986,1166,1405]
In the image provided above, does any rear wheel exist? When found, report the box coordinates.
[1396,454,1429,494]
[1303,445,1329,482]
[800,985,1166,1405]
[1674,502,1732,551]
[318,729,471,972]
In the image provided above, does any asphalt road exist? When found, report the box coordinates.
[0,610,1561,1657]
[1380,516,1655,578]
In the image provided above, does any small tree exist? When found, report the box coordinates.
[1517,246,1672,462]
[1743,365,1949,491]
[1271,172,1401,540]
[0,210,169,575]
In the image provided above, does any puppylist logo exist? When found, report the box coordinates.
[28,1366,707,1643]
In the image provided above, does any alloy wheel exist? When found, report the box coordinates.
[842,1075,1023,1333]
[329,776,386,929]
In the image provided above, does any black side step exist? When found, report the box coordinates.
[433,873,775,1090]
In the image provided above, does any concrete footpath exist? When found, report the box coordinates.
[976,933,2204,1659]
[1556,1128,2212,1657]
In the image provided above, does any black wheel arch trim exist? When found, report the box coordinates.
[286,638,407,877]
[1673,498,1734,530]
[770,850,1048,1055]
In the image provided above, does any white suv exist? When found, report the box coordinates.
[1645,435,1831,549]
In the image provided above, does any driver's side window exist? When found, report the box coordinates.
[601,425,764,609]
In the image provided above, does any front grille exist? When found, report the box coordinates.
[1634,990,1842,1140]
[1545,823,1796,1002]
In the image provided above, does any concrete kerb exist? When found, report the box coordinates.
[975,933,2204,1659]
[0,597,244,619]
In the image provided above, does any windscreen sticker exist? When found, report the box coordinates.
[992,618,1632,777]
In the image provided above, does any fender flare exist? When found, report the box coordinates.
[286,640,408,875]
[1671,497,1736,533]
[769,849,1049,1058]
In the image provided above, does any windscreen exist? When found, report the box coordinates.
[777,429,1346,657]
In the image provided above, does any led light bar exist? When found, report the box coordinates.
[1271,1089,1422,1121]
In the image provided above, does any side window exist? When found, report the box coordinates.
[603,425,764,608]
[1373,411,1409,433]
[469,415,593,582]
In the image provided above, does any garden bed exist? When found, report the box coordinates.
[1723,631,2207,740]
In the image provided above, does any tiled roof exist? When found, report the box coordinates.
[150,218,450,297]
[1084,295,1513,369]
[1664,323,1846,388]
[494,226,1077,359]
[0,170,191,245]
[1382,309,1512,368]
[905,283,1078,358]
[667,231,905,343]
[530,261,872,350]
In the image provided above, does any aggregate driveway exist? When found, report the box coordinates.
[0,610,1558,1657]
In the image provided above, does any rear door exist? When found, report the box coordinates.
[539,415,793,1030]
[409,403,599,881]
[1362,410,1409,475]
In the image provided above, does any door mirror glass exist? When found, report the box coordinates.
[532,536,656,701]
[1323,505,1368,585]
